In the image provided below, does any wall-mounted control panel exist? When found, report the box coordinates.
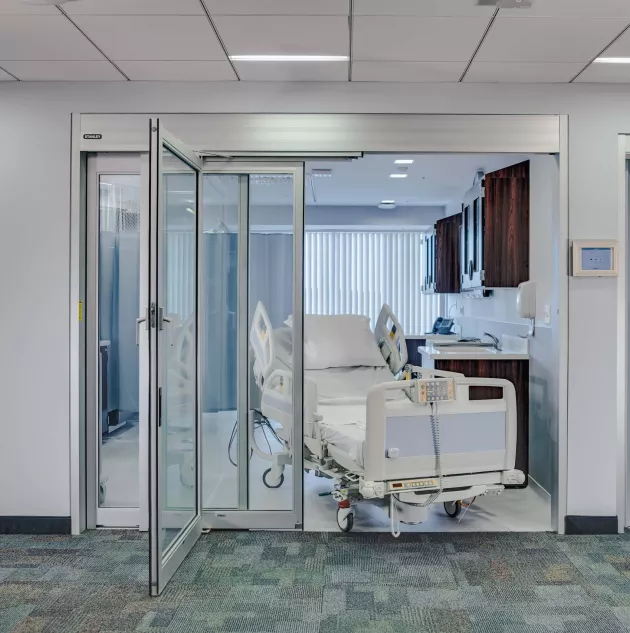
[571,240,618,277]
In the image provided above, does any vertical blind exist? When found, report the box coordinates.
[304,231,442,336]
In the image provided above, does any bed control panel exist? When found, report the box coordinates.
[415,378,455,403]
[387,478,439,492]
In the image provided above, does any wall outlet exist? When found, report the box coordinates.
[459,306,465,316]
[544,305,551,325]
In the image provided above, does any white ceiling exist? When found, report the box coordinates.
[0,0,629,82]
[300,153,530,207]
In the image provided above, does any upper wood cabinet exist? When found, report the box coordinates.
[435,212,462,294]
[461,160,530,291]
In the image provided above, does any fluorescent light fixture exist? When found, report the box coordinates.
[230,55,349,62]
[186,207,195,214]
[390,173,408,179]
[381,200,396,204]
[594,57,630,64]
[394,159,414,164]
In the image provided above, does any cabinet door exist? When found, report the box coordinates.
[435,213,462,294]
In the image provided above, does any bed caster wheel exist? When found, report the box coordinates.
[262,468,284,489]
[337,508,354,533]
[99,482,107,506]
[444,500,462,519]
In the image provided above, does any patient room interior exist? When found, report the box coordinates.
[97,151,557,534]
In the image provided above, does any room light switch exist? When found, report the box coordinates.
[544,305,551,325]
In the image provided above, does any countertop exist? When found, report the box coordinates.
[418,338,529,361]
[408,333,460,342]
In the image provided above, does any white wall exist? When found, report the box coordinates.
[0,80,625,522]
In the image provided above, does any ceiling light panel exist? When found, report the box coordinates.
[230,55,348,61]
[475,16,629,63]
[213,16,349,56]
[390,173,408,178]
[202,0,350,15]
[594,57,630,63]
[353,17,492,61]
[64,0,204,14]
[0,16,105,60]
[354,0,495,17]
[464,61,583,82]
[0,60,126,80]
[395,159,414,164]
[70,15,227,61]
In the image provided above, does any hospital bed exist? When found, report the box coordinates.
[250,301,525,534]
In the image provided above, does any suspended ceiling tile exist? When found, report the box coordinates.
[0,16,104,60]
[0,66,15,80]
[464,61,583,82]
[0,0,58,14]
[597,27,630,57]
[71,15,227,61]
[117,60,237,80]
[203,0,349,15]
[234,60,348,81]
[476,16,629,62]
[574,62,630,83]
[498,0,630,18]
[0,60,125,80]
[63,0,204,15]
[214,16,349,56]
[352,61,467,82]
[353,16,491,62]
[354,0,496,17]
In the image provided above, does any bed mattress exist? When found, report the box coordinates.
[313,406,367,467]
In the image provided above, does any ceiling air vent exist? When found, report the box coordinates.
[477,0,533,7]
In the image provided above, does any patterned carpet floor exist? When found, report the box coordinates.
[2,530,630,632]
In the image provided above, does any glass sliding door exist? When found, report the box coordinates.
[148,120,203,596]
[201,164,304,529]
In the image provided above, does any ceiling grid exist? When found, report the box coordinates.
[0,0,629,82]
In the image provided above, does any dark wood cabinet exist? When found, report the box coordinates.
[460,160,530,291]
[434,358,529,480]
[435,213,462,293]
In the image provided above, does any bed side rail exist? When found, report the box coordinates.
[375,303,408,374]
[364,377,517,482]
[250,301,274,387]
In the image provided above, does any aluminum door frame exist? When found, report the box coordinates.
[201,162,305,531]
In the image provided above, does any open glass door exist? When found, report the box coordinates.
[148,119,203,596]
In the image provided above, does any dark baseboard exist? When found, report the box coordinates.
[565,515,618,535]
[0,516,71,535]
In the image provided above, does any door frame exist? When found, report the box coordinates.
[71,112,569,535]
[84,152,149,531]
[201,162,305,531]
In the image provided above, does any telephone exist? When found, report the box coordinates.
[429,317,455,335]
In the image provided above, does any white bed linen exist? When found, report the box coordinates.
[306,366,405,404]
[314,405,367,467]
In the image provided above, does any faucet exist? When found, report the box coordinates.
[483,332,501,351]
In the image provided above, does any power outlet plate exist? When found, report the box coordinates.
[544,305,551,325]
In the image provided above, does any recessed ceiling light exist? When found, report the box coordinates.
[230,55,349,62]
[310,168,333,178]
[390,174,408,179]
[381,200,396,204]
[394,159,414,164]
[378,201,396,210]
[594,57,630,64]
